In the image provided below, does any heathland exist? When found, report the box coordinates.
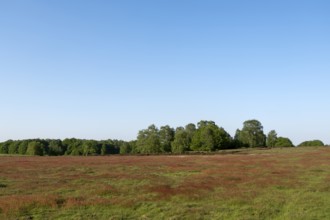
[0,147,329,219]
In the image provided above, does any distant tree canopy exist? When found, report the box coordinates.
[298,140,324,147]
[171,123,197,153]
[0,138,122,156]
[266,130,278,148]
[0,119,325,155]
[191,121,232,151]
[26,141,45,156]
[274,137,294,147]
[136,124,164,154]
[236,120,266,148]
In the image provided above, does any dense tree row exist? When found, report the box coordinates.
[0,119,326,155]
[130,121,234,154]
[0,138,123,156]
[128,119,301,154]
[298,140,324,147]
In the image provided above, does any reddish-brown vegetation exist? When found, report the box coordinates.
[0,147,329,218]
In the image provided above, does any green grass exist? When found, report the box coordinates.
[0,147,329,219]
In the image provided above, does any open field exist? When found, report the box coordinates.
[0,147,329,219]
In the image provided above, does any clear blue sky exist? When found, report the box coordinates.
[1,0,329,145]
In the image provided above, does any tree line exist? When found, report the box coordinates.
[0,119,325,156]
[0,138,124,156]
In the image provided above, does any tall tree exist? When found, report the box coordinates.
[233,129,245,148]
[185,123,196,141]
[266,130,278,148]
[171,129,190,153]
[136,124,162,153]
[191,120,231,151]
[238,119,266,147]
[159,125,175,152]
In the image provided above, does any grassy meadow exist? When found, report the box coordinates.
[0,147,329,219]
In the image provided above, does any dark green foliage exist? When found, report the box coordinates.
[159,125,175,152]
[217,128,233,150]
[298,140,324,147]
[234,129,247,148]
[171,129,190,153]
[0,138,124,156]
[191,121,232,151]
[171,124,197,153]
[109,140,125,154]
[48,140,64,156]
[26,141,44,156]
[82,140,98,156]
[8,142,20,154]
[0,140,12,154]
[101,143,108,155]
[231,138,244,149]
[0,118,302,155]
[185,123,196,142]
[18,141,28,155]
[128,141,138,154]
[237,120,266,148]
[63,138,83,155]
[266,130,278,148]
[274,137,294,147]
[136,125,162,154]
[191,121,216,151]
[118,140,137,154]
[120,142,132,154]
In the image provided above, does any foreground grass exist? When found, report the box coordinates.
[0,147,329,219]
